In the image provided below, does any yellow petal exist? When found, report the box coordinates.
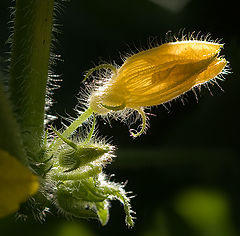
[89,40,227,113]
[0,149,39,218]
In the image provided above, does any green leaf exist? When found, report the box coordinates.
[95,201,109,226]
[0,82,27,164]
[0,149,38,218]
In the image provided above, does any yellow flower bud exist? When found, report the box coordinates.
[89,40,227,114]
[87,39,228,137]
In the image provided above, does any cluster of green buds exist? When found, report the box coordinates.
[43,118,134,227]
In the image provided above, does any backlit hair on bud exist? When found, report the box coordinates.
[86,33,228,137]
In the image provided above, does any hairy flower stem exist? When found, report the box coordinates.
[51,107,94,152]
[9,0,54,156]
[0,84,27,164]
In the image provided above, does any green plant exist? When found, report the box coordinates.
[0,0,228,228]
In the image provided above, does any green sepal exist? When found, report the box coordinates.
[83,64,117,82]
[51,126,77,149]
[101,103,126,111]
[95,201,109,226]
[28,148,53,177]
[103,184,135,228]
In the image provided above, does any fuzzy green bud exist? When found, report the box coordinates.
[56,185,98,219]
[59,144,111,171]
[55,177,110,225]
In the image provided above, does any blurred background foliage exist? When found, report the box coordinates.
[0,0,240,235]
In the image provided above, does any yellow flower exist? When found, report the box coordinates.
[0,149,39,218]
[88,40,227,136]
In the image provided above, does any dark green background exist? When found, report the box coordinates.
[0,0,240,235]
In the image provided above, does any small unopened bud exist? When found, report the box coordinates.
[59,144,110,171]
[55,177,110,225]
[51,126,113,171]
[89,40,227,113]
[56,184,98,219]
[87,39,228,137]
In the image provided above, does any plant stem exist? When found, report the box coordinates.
[50,107,94,152]
[0,83,27,164]
[62,107,94,138]
[9,0,54,155]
